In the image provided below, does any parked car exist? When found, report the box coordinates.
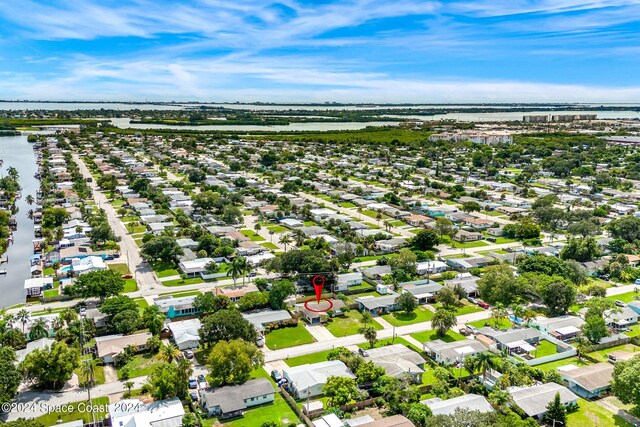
[271,370,282,382]
[358,348,369,357]
[477,301,490,309]
[466,325,480,335]
[189,392,199,402]
[183,350,194,359]
[615,300,627,307]
[467,297,478,305]
[197,374,206,383]
[188,378,198,389]
[599,274,610,281]
[121,274,133,279]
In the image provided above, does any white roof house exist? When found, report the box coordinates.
[167,318,201,350]
[508,383,578,419]
[71,256,107,275]
[178,257,214,276]
[109,397,184,427]
[422,393,494,415]
[284,360,355,399]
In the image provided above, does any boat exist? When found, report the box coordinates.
[0,269,7,275]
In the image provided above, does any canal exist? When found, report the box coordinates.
[0,135,38,309]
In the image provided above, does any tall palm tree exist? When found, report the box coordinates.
[227,258,244,285]
[176,357,194,399]
[60,307,78,325]
[510,303,525,326]
[79,357,98,386]
[488,389,512,411]
[157,343,181,364]
[29,318,49,341]
[465,352,498,384]
[574,336,590,361]
[268,230,275,243]
[293,229,305,246]
[491,304,508,329]
[123,380,135,396]
[279,234,292,252]
[16,309,30,334]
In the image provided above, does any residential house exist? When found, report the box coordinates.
[444,275,480,297]
[284,360,355,398]
[401,280,443,304]
[421,394,494,416]
[178,257,215,278]
[560,363,613,398]
[154,295,200,319]
[423,339,489,364]
[453,230,483,242]
[415,261,447,275]
[299,299,346,325]
[508,383,578,420]
[361,265,392,281]
[109,397,184,427]
[242,310,292,345]
[478,327,542,354]
[215,284,260,302]
[24,277,53,298]
[356,293,399,316]
[200,378,276,419]
[604,306,638,330]
[95,332,152,364]
[334,272,363,292]
[167,318,201,350]
[364,344,426,383]
[71,256,107,275]
[375,238,407,252]
[531,316,585,341]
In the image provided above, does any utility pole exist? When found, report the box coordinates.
[79,311,96,426]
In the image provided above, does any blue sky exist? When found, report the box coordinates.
[1,0,640,102]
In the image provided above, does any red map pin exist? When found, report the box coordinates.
[312,275,325,303]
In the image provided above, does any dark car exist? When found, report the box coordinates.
[188,378,198,389]
[183,350,194,359]
[358,348,369,357]
[197,374,206,383]
[271,370,282,382]
[599,275,610,281]
[477,301,490,309]
[190,392,199,402]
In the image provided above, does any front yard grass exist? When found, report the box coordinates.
[108,263,130,275]
[567,398,633,427]
[533,339,558,358]
[382,306,434,326]
[151,261,179,278]
[265,323,316,350]
[467,317,512,330]
[411,329,465,343]
[133,298,149,314]
[535,356,590,371]
[222,393,299,427]
[33,397,109,426]
[285,349,334,367]
[267,225,287,233]
[325,310,383,337]
[240,229,266,242]
[452,240,489,249]
[162,277,205,287]
[117,353,163,379]
[260,242,279,250]
[607,291,640,303]
[340,202,356,208]
[588,344,640,362]
[124,278,138,292]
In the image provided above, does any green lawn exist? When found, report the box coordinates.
[303,221,316,226]
[123,278,138,292]
[111,199,125,207]
[117,353,163,379]
[43,288,59,298]
[74,362,106,387]
[267,225,288,233]
[340,202,357,208]
[162,277,205,287]
[353,255,384,262]
[285,349,334,367]
[607,292,640,303]
[133,298,149,314]
[588,344,640,362]
[494,237,518,244]
[159,290,202,298]
[260,242,279,250]
[533,339,558,358]
[43,267,55,276]
[240,229,266,242]
[151,261,179,278]
[535,356,591,371]
[223,394,299,427]
[325,311,383,337]
[382,306,434,326]
[33,397,109,425]
[358,337,422,354]
[411,329,465,343]
[389,220,407,227]
[567,398,633,427]
[452,240,489,249]
[108,263,130,275]
[467,317,512,330]
[362,209,390,219]
[265,323,316,350]
[433,301,483,316]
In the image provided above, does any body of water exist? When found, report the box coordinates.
[0,135,38,308]
[109,118,401,131]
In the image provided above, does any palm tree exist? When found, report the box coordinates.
[29,318,48,341]
[293,229,306,246]
[60,307,78,325]
[375,212,382,226]
[52,317,65,331]
[227,258,244,285]
[574,336,590,361]
[16,309,30,334]
[488,389,512,411]
[465,352,498,384]
[279,234,292,252]
[79,357,98,386]
[510,303,525,326]
[25,194,34,205]
[176,357,194,399]
[268,230,275,243]
[123,380,135,396]
[491,304,508,329]
[157,343,181,364]
[432,308,457,336]
[254,223,262,236]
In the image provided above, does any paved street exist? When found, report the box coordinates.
[73,154,159,293]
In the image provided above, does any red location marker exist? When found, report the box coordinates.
[312,275,325,303]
